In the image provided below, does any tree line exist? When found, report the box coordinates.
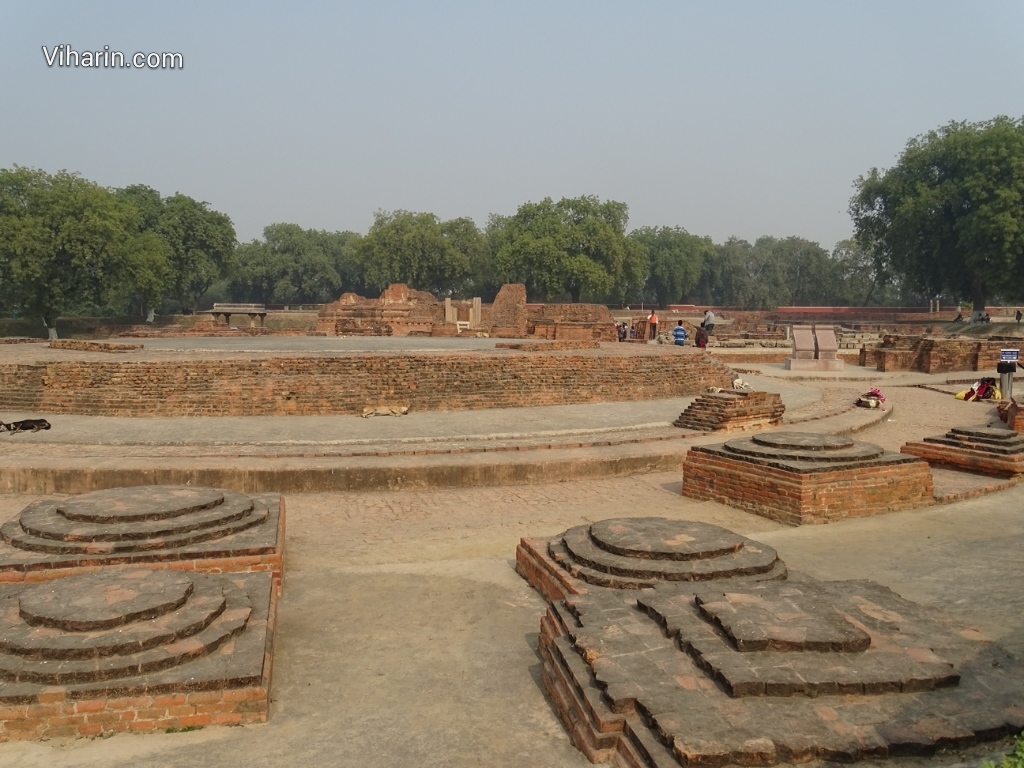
[3,116,1022,335]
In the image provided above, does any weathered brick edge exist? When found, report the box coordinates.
[48,340,143,353]
[0,579,277,741]
[0,495,286,594]
[900,442,1024,478]
[537,604,676,766]
[0,352,736,416]
[681,451,935,525]
[515,537,587,604]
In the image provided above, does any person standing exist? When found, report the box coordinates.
[672,320,688,346]
[703,309,715,336]
[648,309,659,340]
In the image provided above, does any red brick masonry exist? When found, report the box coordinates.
[682,433,934,525]
[0,570,276,741]
[0,350,735,416]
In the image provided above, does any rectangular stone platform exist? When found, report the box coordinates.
[682,436,933,525]
[901,426,1024,477]
[0,493,285,589]
[0,570,276,741]
[538,576,1024,766]
[673,390,784,432]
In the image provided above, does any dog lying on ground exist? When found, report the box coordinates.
[0,419,51,433]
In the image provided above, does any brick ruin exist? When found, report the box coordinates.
[0,350,736,417]
[863,335,1019,373]
[315,282,615,340]
[0,485,282,741]
[681,432,934,525]
[519,517,1024,767]
[901,426,1024,477]
[673,390,785,432]
[0,485,284,586]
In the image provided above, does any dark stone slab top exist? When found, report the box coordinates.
[751,432,854,451]
[57,486,226,523]
[19,569,194,631]
[589,518,745,561]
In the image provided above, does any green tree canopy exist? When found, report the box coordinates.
[357,210,476,297]
[231,223,349,304]
[157,194,237,311]
[851,116,1024,311]
[0,167,136,337]
[629,226,712,307]
[493,196,645,302]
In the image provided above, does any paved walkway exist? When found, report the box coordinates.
[0,374,823,449]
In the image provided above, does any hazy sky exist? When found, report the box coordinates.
[3,1,1023,248]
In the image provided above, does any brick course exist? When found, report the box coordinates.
[0,351,736,417]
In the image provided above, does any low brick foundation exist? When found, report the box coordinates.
[0,350,736,416]
[494,340,601,351]
[901,426,1024,477]
[682,432,933,525]
[48,340,143,353]
[0,570,276,741]
[0,487,285,590]
[672,390,784,432]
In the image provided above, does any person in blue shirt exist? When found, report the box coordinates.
[672,320,688,346]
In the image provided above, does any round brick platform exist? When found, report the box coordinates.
[1,485,269,556]
[0,569,251,684]
[516,518,786,598]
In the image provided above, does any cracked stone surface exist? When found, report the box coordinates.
[527,517,1024,766]
[0,568,271,696]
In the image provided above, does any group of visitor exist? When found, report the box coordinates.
[616,309,716,347]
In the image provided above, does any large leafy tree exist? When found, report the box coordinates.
[630,226,711,306]
[494,196,645,302]
[0,167,135,337]
[113,184,172,320]
[695,236,838,309]
[231,223,345,304]
[157,194,236,311]
[357,210,475,297]
[851,116,1024,311]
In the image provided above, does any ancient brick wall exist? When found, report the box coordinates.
[49,340,143,353]
[0,351,736,417]
[868,336,1016,373]
[489,284,528,336]
[682,452,934,525]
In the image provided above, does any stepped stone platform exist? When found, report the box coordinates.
[0,568,276,741]
[682,432,934,525]
[0,486,284,587]
[901,426,1024,477]
[525,518,1024,767]
[672,390,784,432]
[515,517,787,604]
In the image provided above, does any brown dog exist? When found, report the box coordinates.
[0,419,51,433]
